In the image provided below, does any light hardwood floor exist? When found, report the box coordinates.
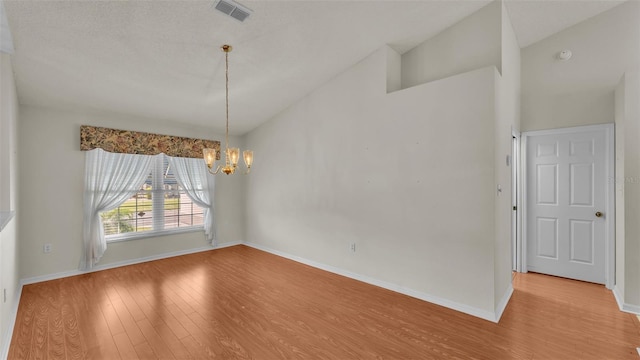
[9,245,640,359]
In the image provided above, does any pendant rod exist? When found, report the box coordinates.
[225,47,229,154]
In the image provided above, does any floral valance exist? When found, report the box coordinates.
[80,125,220,159]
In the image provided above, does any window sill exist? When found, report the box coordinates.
[106,226,205,243]
[0,210,15,232]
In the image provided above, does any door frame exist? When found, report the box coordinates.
[521,123,615,289]
[512,130,522,272]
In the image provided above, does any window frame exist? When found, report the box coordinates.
[104,154,205,243]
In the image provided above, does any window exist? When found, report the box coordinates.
[102,154,205,240]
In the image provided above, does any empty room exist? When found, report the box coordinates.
[0,0,639,358]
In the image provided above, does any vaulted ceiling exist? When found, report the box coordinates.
[3,0,624,135]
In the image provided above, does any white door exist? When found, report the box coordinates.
[525,126,610,284]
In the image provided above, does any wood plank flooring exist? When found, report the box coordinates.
[9,245,640,359]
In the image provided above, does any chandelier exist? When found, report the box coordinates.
[203,44,253,175]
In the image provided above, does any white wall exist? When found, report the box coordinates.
[623,72,640,310]
[401,0,501,90]
[0,55,9,213]
[521,1,640,132]
[245,43,503,319]
[614,75,626,301]
[0,52,19,357]
[244,0,520,322]
[18,105,246,279]
[616,72,640,311]
[494,0,520,313]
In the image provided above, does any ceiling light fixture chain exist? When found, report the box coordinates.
[203,44,253,175]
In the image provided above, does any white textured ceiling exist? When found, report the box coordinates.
[3,0,626,135]
[504,0,625,47]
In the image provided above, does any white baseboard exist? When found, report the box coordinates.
[244,242,503,323]
[622,303,640,315]
[613,286,625,309]
[495,284,514,322]
[1,283,22,360]
[613,286,640,316]
[21,241,242,286]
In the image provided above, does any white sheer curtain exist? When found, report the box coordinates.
[81,149,153,270]
[168,156,216,244]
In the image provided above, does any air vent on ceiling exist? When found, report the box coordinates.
[214,0,253,22]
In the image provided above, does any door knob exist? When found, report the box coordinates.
[595,211,603,218]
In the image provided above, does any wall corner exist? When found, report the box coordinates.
[385,45,401,93]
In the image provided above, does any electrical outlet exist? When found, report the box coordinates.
[350,242,356,252]
[43,243,53,253]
